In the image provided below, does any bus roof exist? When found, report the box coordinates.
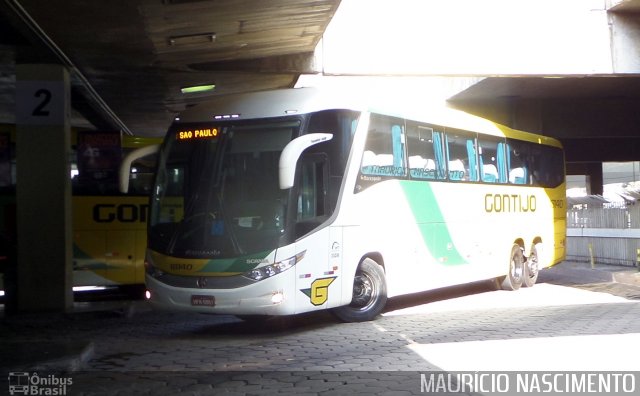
[177,87,562,149]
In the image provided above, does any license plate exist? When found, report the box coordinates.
[191,295,215,307]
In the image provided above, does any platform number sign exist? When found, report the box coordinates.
[16,80,68,125]
[32,88,52,116]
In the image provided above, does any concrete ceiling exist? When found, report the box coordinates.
[1,0,640,152]
[0,0,340,136]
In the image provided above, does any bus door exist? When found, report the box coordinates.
[99,197,148,286]
[105,227,137,285]
[292,154,341,311]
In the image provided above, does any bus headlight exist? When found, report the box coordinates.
[243,250,306,281]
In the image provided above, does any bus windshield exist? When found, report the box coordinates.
[149,120,300,258]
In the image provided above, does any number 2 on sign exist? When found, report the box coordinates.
[32,89,52,116]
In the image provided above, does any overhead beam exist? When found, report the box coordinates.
[187,52,318,74]
[562,137,640,163]
[451,95,640,142]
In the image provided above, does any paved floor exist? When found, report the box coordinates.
[1,261,639,395]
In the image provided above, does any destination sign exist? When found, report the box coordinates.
[176,128,219,141]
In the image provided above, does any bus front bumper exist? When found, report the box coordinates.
[144,271,297,316]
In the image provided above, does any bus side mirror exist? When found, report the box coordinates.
[119,144,160,193]
[279,133,333,189]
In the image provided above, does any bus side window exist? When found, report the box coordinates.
[506,140,529,185]
[406,122,440,180]
[360,114,406,177]
[527,144,564,188]
[445,130,478,182]
[477,137,504,183]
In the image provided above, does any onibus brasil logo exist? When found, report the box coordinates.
[8,372,72,395]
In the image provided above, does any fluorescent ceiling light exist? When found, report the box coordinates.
[181,84,215,94]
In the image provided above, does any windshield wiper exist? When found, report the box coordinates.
[217,171,243,255]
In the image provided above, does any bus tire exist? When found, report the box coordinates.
[501,244,524,291]
[523,243,541,288]
[331,258,387,322]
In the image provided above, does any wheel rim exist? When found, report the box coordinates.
[527,251,539,279]
[351,273,376,310]
[511,249,523,282]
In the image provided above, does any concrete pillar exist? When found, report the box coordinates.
[586,162,604,196]
[609,9,640,72]
[14,64,73,313]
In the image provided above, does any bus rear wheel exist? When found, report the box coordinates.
[501,244,524,291]
[331,258,387,322]
[523,243,541,288]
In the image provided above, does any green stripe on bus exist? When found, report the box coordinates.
[400,181,467,266]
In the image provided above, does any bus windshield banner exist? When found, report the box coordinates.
[176,127,219,141]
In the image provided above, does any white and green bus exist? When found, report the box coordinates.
[122,87,566,322]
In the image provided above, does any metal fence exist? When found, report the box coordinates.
[567,206,640,266]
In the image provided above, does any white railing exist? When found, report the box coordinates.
[567,206,640,266]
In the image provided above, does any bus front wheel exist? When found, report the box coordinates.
[331,258,387,322]
[523,243,541,288]
[501,244,524,291]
